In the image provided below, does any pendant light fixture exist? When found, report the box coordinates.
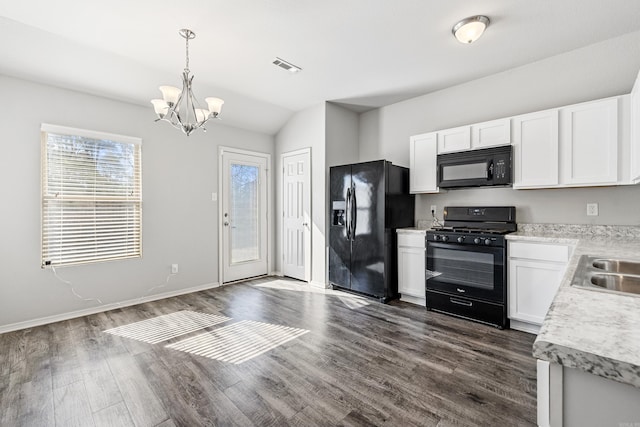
[452,15,490,44]
[150,29,224,136]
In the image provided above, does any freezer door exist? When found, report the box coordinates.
[350,161,387,297]
[329,165,352,289]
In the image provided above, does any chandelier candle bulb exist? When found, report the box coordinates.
[205,97,224,117]
[159,86,181,106]
[151,99,169,118]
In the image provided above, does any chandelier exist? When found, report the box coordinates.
[150,29,224,136]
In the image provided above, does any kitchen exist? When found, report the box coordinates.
[2,2,640,426]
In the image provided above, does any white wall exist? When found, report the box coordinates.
[326,102,359,168]
[0,75,274,330]
[274,103,326,285]
[273,102,359,287]
[358,30,640,225]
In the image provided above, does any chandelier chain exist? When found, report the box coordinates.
[185,35,190,71]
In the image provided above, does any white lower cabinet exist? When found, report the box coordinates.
[397,231,426,306]
[631,69,640,183]
[537,360,640,427]
[508,241,574,334]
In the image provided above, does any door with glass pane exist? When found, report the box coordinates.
[221,150,268,283]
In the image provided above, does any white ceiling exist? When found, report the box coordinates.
[1,0,640,135]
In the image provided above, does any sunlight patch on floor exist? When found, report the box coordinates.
[103,310,231,344]
[166,320,309,364]
[253,279,371,308]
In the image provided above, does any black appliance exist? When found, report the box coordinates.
[426,206,516,329]
[329,160,414,302]
[437,145,512,189]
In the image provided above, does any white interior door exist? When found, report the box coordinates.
[282,149,311,282]
[221,149,268,283]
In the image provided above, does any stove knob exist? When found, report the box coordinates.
[433,235,440,241]
[484,238,492,246]
[473,237,481,244]
[441,235,449,242]
[457,236,465,243]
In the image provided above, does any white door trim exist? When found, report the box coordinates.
[281,147,312,282]
[218,146,272,285]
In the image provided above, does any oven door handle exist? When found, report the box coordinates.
[487,161,494,180]
[450,298,473,307]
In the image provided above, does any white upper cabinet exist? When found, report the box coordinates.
[437,126,471,153]
[471,118,511,149]
[513,109,559,189]
[560,98,619,186]
[409,132,439,193]
[631,70,640,183]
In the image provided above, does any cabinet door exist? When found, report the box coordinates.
[398,246,426,298]
[631,71,640,183]
[509,259,566,325]
[512,109,559,188]
[560,98,618,185]
[409,132,438,193]
[437,126,471,153]
[471,118,511,149]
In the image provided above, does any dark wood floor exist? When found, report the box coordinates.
[0,277,537,426]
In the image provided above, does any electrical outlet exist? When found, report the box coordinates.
[211,192,217,202]
[171,264,179,274]
[586,203,599,216]
[430,205,437,215]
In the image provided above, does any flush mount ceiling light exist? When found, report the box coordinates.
[150,29,224,136]
[452,15,490,44]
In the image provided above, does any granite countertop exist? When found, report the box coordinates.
[507,224,640,388]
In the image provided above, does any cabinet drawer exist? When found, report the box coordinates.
[509,241,570,262]
[398,233,426,248]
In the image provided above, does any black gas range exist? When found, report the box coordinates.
[425,206,516,329]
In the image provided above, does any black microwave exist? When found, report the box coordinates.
[437,145,512,189]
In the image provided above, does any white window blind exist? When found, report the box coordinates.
[41,124,142,267]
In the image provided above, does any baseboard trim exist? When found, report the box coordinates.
[399,294,426,307]
[270,271,284,277]
[310,280,329,289]
[0,281,220,334]
[509,319,540,335]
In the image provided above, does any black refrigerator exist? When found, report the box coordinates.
[329,160,414,302]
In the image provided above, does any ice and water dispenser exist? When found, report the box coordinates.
[332,201,346,226]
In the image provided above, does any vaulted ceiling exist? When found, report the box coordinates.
[1,0,640,134]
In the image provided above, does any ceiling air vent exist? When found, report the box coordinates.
[273,57,302,73]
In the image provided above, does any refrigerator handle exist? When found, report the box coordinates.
[345,187,351,240]
[351,183,357,241]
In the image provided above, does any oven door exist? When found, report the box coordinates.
[426,241,505,303]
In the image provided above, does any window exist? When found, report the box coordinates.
[41,124,142,267]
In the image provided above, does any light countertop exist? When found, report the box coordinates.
[396,227,428,234]
[507,225,640,388]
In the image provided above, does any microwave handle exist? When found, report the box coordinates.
[487,161,494,180]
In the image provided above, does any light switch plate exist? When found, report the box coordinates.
[586,203,599,216]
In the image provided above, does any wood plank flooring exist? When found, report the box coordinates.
[0,277,537,426]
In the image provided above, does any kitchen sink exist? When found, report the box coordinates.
[592,258,640,275]
[572,255,640,297]
[590,273,640,294]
